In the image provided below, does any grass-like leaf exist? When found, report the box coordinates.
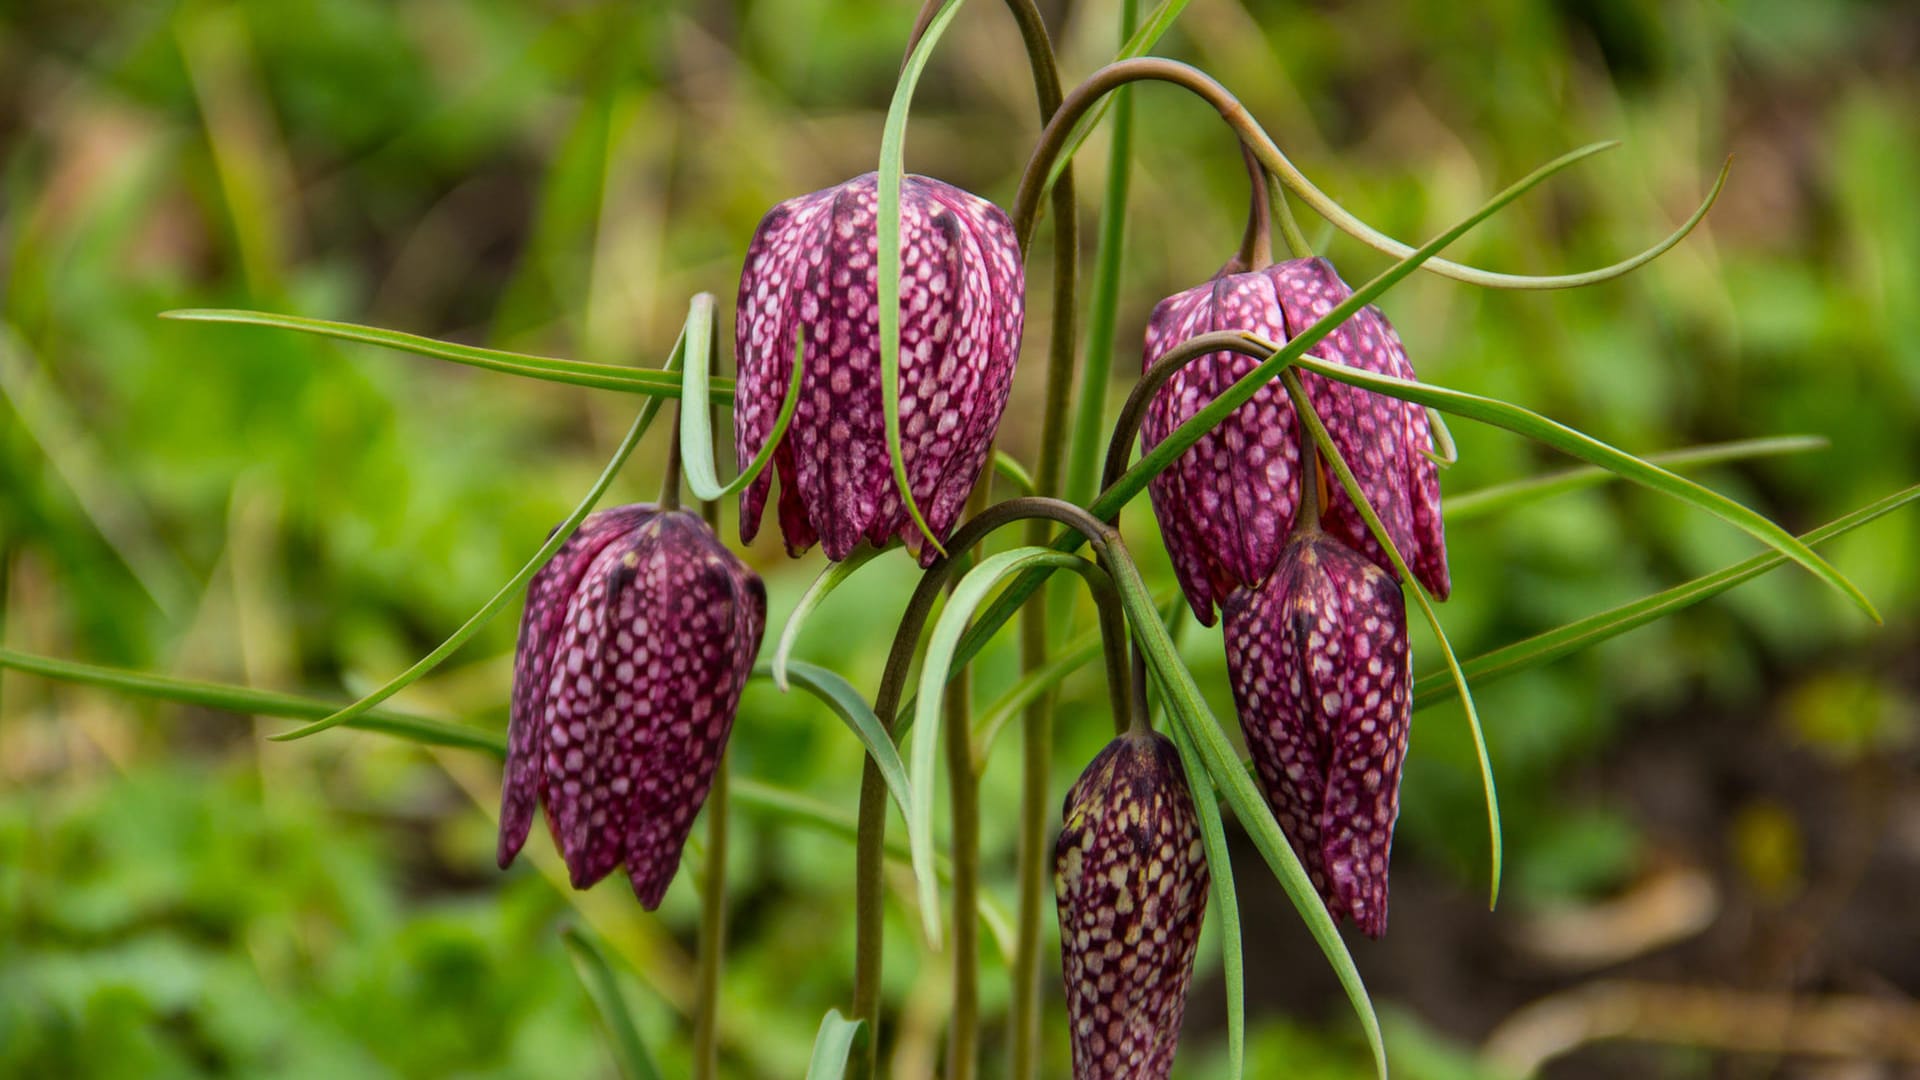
[1165,708,1244,1080]
[939,144,1622,688]
[1443,435,1827,523]
[728,777,1015,963]
[1041,0,1191,194]
[758,659,931,934]
[876,0,966,557]
[1284,370,1501,907]
[561,925,665,1080]
[680,298,803,501]
[268,308,694,743]
[1106,551,1387,1077]
[0,646,505,754]
[991,450,1037,497]
[160,308,728,399]
[910,545,1110,946]
[803,1010,865,1080]
[1290,354,1879,622]
[1413,482,1920,710]
[772,547,888,691]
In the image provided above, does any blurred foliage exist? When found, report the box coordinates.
[2,0,1916,1076]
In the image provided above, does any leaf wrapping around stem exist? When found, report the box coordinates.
[803,1010,866,1080]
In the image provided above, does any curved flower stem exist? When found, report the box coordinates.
[906,2,1080,1072]
[660,412,684,512]
[1100,330,1279,494]
[1233,141,1274,272]
[692,756,729,1080]
[1270,171,1315,262]
[850,497,1127,1076]
[1015,58,1721,290]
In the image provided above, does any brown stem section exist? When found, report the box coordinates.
[1232,140,1274,272]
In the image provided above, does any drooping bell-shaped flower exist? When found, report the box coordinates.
[1141,256,1447,623]
[1054,730,1210,1079]
[734,171,1024,564]
[1221,530,1410,938]
[498,505,766,908]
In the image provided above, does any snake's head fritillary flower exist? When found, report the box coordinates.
[1141,256,1447,624]
[1222,531,1410,938]
[497,505,766,909]
[733,171,1024,565]
[1054,730,1210,1079]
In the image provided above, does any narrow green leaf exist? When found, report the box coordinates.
[772,547,888,691]
[1285,371,1500,907]
[0,646,504,754]
[1105,551,1386,1077]
[1042,0,1191,194]
[1423,408,1457,467]
[1414,483,1920,710]
[803,1010,866,1080]
[561,925,665,1080]
[269,311,693,743]
[911,546,1106,946]
[728,777,1015,964]
[757,659,928,905]
[160,308,730,399]
[681,302,804,501]
[1165,710,1243,1080]
[877,0,966,557]
[936,144,1621,689]
[1444,435,1827,523]
[1290,354,1878,621]
[991,450,1037,497]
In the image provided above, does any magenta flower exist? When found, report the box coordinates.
[1141,256,1447,623]
[733,172,1024,564]
[1055,730,1210,1079]
[1221,531,1410,937]
[497,505,766,908]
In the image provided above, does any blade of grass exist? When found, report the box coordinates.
[1109,551,1385,1077]
[910,546,1109,946]
[0,646,503,754]
[1443,435,1827,523]
[161,308,727,399]
[1284,370,1500,907]
[804,1010,865,1080]
[941,144,1623,686]
[1165,706,1243,1079]
[771,547,888,691]
[1041,0,1191,194]
[1290,355,1877,621]
[681,301,803,500]
[877,0,966,557]
[269,308,696,743]
[561,925,665,1080]
[1413,482,1920,710]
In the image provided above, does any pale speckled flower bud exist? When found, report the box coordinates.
[1221,531,1410,938]
[734,172,1024,565]
[1141,256,1447,624]
[498,505,766,909]
[1054,730,1210,1079]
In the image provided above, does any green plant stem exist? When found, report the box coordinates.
[1012,59,1723,291]
[913,1,1082,1073]
[692,757,728,1079]
[944,672,979,1080]
[1233,140,1274,271]
[1270,172,1314,261]
[660,412,683,512]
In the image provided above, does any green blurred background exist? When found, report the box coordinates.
[3,1,1917,1076]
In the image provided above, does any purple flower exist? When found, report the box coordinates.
[1141,256,1447,624]
[1054,730,1210,1079]
[498,505,766,909]
[734,172,1024,565]
[1222,531,1410,938]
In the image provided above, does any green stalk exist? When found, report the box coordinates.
[692,757,729,1080]
[944,672,979,1080]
